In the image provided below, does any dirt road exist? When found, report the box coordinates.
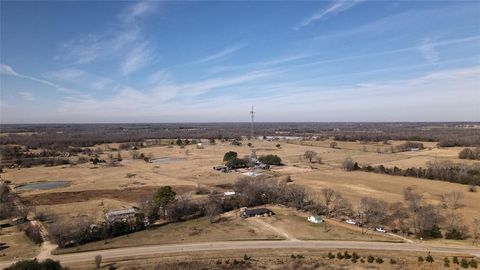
[2,240,479,268]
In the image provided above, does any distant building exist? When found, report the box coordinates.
[307,215,323,224]
[241,207,274,218]
[224,191,236,196]
[410,148,420,152]
[105,208,136,222]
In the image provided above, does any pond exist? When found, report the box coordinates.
[150,157,182,164]
[16,181,71,191]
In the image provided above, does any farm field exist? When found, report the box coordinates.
[1,138,479,261]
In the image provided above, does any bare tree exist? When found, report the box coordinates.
[95,255,102,268]
[472,218,480,246]
[359,197,389,233]
[440,191,464,210]
[388,202,410,235]
[342,157,355,171]
[205,196,222,223]
[303,151,318,163]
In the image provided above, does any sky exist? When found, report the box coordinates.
[1,0,479,123]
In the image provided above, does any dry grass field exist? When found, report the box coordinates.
[0,225,39,261]
[2,138,480,258]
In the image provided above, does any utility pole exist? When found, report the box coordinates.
[250,105,255,141]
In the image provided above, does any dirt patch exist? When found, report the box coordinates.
[22,185,194,205]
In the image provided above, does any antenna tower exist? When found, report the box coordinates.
[250,105,255,140]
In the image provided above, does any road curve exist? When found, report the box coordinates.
[2,240,480,268]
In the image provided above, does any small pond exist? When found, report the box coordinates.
[151,157,181,164]
[16,181,71,191]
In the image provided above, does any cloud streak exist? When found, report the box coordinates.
[295,0,364,30]
[196,43,247,64]
[1,64,58,87]
[58,2,158,75]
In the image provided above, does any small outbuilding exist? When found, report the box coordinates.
[307,215,323,224]
[241,207,274,218]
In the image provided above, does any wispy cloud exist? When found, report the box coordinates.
[45,68,119,91]
[196,43,247,64]
[18,91,35,101]
[121,42,156,75]
[419,38,440,64]
[1,64,58,87]
[295,0,364,30]
[58,2,158,75]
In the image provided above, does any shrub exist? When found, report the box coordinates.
[342,157,355,171]
[367,256,375,263]
[445,229,466,240]
[5,259,65,270]
[243,254,251,261]
[336,252,344,259]
[223,151,238,162]
[453,256,459,264]
[327,252,335,259]
[425,254,434,263]
[444,257,450,264]
[352,252,359,260]
[225,157,248,169]
[418,256,424,262]
[360,258,365,263]
[470,259,478,268]
[461,258,469,268]
[390,258,397,264]
[258,154,282,166]
[375,257,384,264]
[344,251,351,259]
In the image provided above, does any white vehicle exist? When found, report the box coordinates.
[375,227,386,233]
[345,219,356,225]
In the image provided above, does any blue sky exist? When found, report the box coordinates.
[1,1,479,123]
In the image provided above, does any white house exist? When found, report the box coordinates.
[224,191,236,196]
[307,215,323,224]
[105,208,136,222]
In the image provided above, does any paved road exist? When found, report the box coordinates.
[2,240,479,268]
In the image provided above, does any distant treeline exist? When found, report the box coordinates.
[458,148,480,160]
[345,159,480,186]
[1,122,479,149]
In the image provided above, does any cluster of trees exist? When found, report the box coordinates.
[0,145,72,168]
[459,148,480,160]
[395,142,424,152]
[5,259,67,270]
[47,215,146,248]
[223,151,248,169]
[258,155,282,166]
[343,158,480,186]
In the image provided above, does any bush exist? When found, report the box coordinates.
[390,258,397,264]
[223,151,238,162]
[258,154,282,166]
[5,259,65,270]
[375,257,384,264]
[445,229,466,240]
[336,252,344,259]
[243,254,251,260]
[470,259,478,268]
[425,254,434,263]
[225,158,248,169]
[344,251,351,259]
[418,256,424,262]
[453,256,459,264]
[327,252,335,259]
[24,223,43,244]
[461,258,469,268]
[352,252,359,260]
[367,256,375,263]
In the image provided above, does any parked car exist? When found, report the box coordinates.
[345,219,356,225]
[375,227,386,233]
